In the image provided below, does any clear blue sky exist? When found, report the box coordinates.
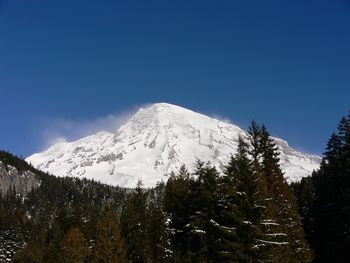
[1,0,350,157]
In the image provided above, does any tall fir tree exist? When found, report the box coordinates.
[257,125,313,262]
[61,227,88,263]
[120,181,148,263]
[147,182,172,263]
[290,177,315,243]
[294,113,350,262]
[163,165,194,262]
[91,204,129,263]
[43,219,64,263]
[216,136,265,262]
[188,161,220,262]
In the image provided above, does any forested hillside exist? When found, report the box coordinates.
[3,118,342,262]
[0,151,126,262]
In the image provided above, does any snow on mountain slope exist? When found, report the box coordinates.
[26,103,321,187]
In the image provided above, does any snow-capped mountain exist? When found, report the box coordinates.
[26,103,321,188]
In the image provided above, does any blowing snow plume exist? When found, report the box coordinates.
[27,103,321,188]
[37,107,140,151]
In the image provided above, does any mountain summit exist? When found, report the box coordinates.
[26,103,321,187]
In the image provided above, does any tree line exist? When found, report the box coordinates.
[292,112,350,262]
[1,113,349,262]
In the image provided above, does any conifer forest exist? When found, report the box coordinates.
[1,115,350,263]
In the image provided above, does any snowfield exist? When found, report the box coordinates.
[26,103,321,187]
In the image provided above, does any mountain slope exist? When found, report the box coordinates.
[26,103,321,187]
[0,151,42,262]
[0,150,126,262]
[0,151,40,196]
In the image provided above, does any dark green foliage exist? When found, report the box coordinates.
[147,182,172,263]
[121,181,172,263]
[0,150,39,174]
[257,125,312,262]
[189,161,220,262]
[0,151,127,262]
[162,125,312,262]
[293,112,350,263]
[121,181,149,263]
[217,136,265,262]
[91,204,128,263]
[62,227,88,263]
[164,165,194,261]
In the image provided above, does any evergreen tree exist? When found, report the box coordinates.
[61,227,88,263]
[43,219,64,263]
[248,120,263,169]
[163,165,194,262]
[147,182,172,263]
[92,204,129,263]
[120,181,148,263]
[12,242,44,263]
[323,132,342,172]
[188,161,220,262]
[212,137,263,262]
[290,177,315,243]
[258,125,313,262]
[220,136,265,262]
[294,113,350,262]
[12,220,49,263]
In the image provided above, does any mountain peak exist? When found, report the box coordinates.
[133,103,204,121]
[128,103,229,132]
[146,102,190,110]
[26,105,321,188]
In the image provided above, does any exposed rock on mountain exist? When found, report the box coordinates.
[0,154,40,196]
